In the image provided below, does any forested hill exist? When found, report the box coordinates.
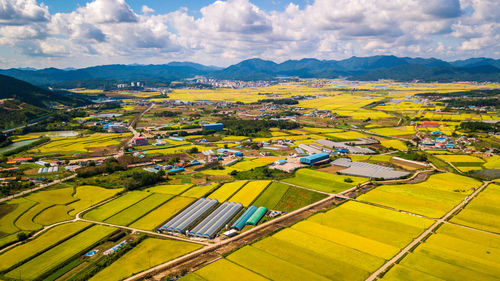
[0,74,89,108]
[2,56,500,84]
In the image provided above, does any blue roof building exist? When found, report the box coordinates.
[300,152,330,165]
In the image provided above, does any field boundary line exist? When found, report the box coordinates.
[365,180,492,281]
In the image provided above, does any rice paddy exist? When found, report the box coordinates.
[283,168,365,193]
[229,180,271,206]
[32,133,131,153]
[208,181,247,202]
[357,173,482,218]
[129,196,195,230]
[89,238,202,281]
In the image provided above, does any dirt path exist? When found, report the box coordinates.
[365,180,492,281]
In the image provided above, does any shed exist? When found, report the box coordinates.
[300,152,330,165]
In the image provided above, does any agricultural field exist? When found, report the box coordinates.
[89,238,203,281]
[201,158,278,176]
[435,154,485,172]
[450,183,500,233]
[252,182,290,209]
[183,201,432,281]
[0,186,121,240]
[145,184,193,195]
[0,221,91,272]
[283,168,365,193]
[325,131,366,140]
[180,183,219,198]
[207,181,247,202]
[5,225,116,280]
[229,180,270,206]
[484,155,500,169]
[369,126,416,136]
[357,173,482,218]
[29,133,131,154]
[380,140,408,150]
[129,196,195,230]
[83,191,150,222]
[382,223,500,281]
[104,193,172,226]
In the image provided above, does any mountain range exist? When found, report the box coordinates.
[1,56,500,86]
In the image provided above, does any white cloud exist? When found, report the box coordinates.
[0,0,500,68]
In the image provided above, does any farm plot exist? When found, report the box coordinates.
[357,173,481,218]
[435,154,485,172]
[450,183,500,233]
[104,193,173,226]
[252,182,290,209]
[283,168,365,193]
[145,184,193,195]
[89,238,202,281]
[181,183,218,198]
[83,191,150,222]
[187,201,431,281]
[0,198,37,235]
[326,131,366,140]
[0,221,91,272]
[273,185,327,212]
[382,223,500,281]
[229,181,271,206]
[208,181,247,202]
[34,133,130,153]
[5,225,116,280]
[129,196,195,230]
[67,185,123,216]
[380,140,408,150]
[369,126,416,136]
[185,259,268,281]
[484,155,500,169]
[202,159,274,176]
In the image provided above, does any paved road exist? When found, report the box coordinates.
[365,180,492,281]
[0,174,76,203]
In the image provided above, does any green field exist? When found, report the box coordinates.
[67,185,123,216]
[104,193,173,226]
[89,238,202,281]
[145,184,193,195]
[252,182,290,209]
[383,223,500,281]
[357,173,481,218]
[229,181,270,206]
[450,183,500,233]
[283,169,365,193]
[0,198,37,235]
[208,181,247,202]
[274,185,327,212]
[0,222,90,272]
[129,196,195,230]
[6,225,116,280]
[84,191,150,221]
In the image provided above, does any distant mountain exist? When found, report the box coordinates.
[2,56,500,85]
[0,74,90,129]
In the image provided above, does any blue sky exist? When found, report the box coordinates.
[0,0,499,68]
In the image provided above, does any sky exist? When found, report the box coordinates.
[0,0,499,69]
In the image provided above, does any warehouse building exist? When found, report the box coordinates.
[202,123,224,131]
[300,152,330,165]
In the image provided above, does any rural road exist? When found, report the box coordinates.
[364,180,492,281]
[0,174,76,203]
